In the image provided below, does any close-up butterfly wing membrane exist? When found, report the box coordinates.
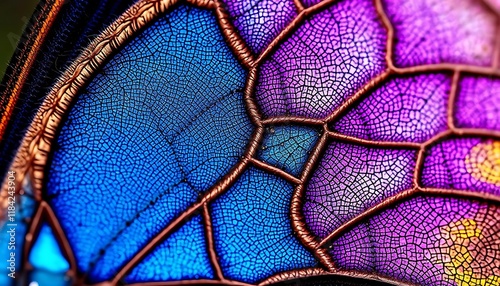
[0,0,499,285]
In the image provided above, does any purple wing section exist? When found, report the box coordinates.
[255,0,387,119]
[455,75,500,132]
[333,73,450,143]
[222,0,297,54]
[331,197,500,286]
[304,141,416,239]
[383,0,497,67]
[422,138,500,195]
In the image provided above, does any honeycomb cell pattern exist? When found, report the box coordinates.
[8,0,500,285]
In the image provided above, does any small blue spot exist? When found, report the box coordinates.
[258,125,320,176]
[29,224,69,273]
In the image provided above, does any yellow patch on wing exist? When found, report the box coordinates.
[465,140,500,187]
[434,219,500,286]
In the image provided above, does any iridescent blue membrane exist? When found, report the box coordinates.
[46,4,252,282]
[211,167,317,283]
[125,215,214,282]
[29,223,69,273]
[258,125,320,176]
[26,223,70,286]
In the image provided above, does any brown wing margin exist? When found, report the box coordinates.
[0,0,64,139]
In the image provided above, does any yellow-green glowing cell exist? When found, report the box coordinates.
[465,141,500,187]
[435,219,499,286]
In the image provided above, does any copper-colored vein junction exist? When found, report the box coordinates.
[111,127,263,284]
[2,0,500,285]
[293,0,305,12]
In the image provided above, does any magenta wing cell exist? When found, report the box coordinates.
[222,0,297,54]
[455,75,500,131]
[331,197,500,285]
[383,0,497,67]
[255,0,387,119]
[304,141,416,239]
[332,73,451,143]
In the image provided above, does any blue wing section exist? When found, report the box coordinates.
[26,222,71,286]
[29,223,69,273]
[211,167,317,283]
[125,215,214,282]
[46,4,252,282]
[258,125,320,176]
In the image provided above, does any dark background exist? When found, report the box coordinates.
[0,0,39,79]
